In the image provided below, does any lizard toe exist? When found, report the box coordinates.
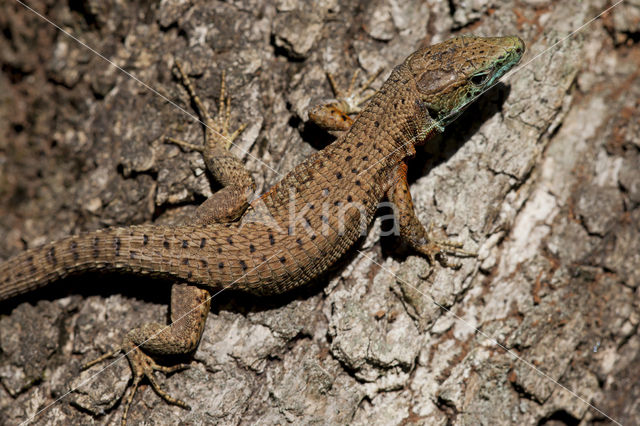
[81,341,191,425]
[121,339,191,416]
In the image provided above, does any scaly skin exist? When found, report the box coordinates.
[0,35,524,422]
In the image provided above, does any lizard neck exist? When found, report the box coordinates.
[338,64,440,172]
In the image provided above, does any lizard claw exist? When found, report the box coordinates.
[167,62,247,153]
[309,67,383,132]
[327,67,383,113]
[120,340,191,425]
[82,339,191,426]
[414,243,466,270]
[414,223,478,271]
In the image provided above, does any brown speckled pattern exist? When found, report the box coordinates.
[0,35,524,300]
[0,35,524,420]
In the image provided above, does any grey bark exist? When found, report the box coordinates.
[1,0,639,424]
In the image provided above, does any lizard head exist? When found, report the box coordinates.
[406,35,525,130]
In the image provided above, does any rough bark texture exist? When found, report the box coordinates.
[1,0,639,424]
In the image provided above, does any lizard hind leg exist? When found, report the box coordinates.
[82,283,208,425]
[85,337,192,426]
[82,60,251,424]
[118,336,192,425]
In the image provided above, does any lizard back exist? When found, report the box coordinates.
[0,35,525,300]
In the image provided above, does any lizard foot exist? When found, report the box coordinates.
[166,61,247,152]
[309,67,383,131]
[416,224,478,270]
[83,339,191,425]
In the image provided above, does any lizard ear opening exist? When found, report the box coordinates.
[415,69,457,96]
[470,71,491,86]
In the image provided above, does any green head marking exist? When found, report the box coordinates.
[406,35,525,129]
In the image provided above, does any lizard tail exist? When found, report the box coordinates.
[0,225,224,301]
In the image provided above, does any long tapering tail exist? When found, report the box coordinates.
[0,225,226,301]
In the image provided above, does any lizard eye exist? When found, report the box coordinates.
[470,71,491,86]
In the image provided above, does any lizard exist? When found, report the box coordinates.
[0,35,524,423]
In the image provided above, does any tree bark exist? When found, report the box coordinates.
[1,0,638,424]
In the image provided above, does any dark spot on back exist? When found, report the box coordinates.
[27,255,37,274]
[93,237,100,258]
[143,234,149,245]
[182,240,188,248]
[296,238,303,245]
[269,233,275,245]
[218,247,223,254]
[163,240,170,249]
[114,237,121,256]
[279,256,287,264]
[227,236,233,245]
[70,241,79,261]
[249,244,256,253]
[239,260,247,271]
[200,238,206,248]
[46,247,57,266]
[201,259,208,268]
[336,172,343,179]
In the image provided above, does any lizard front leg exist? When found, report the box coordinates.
[387,162,477,269]
[85,62,252,424]
[308,68,382,134]
[167,61,255,222]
